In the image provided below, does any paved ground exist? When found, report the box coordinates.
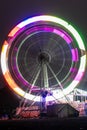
[0,116,87,130]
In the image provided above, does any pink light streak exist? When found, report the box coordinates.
[71,48,78,61]
[53,29,72,44]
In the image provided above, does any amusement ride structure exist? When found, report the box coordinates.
[0,15,87,118]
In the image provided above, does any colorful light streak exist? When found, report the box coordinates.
[1,15,86,102]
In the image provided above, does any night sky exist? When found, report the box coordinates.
[0,0,87,107]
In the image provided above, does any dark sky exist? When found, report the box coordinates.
[0,0,87,44]
[0,0,87,106]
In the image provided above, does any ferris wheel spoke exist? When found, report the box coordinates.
[29,65,41,94]
[47,63,74,103]
[47,63,63,90]
[42,61,49,89]
[19,65,41,108]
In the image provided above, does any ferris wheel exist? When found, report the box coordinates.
[1,15,86,104]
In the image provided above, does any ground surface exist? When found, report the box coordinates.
[0,116,87,130]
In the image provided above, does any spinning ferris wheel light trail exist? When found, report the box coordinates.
[0,15,86,104]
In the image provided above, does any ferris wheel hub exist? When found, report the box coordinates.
[38,51,51,64]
